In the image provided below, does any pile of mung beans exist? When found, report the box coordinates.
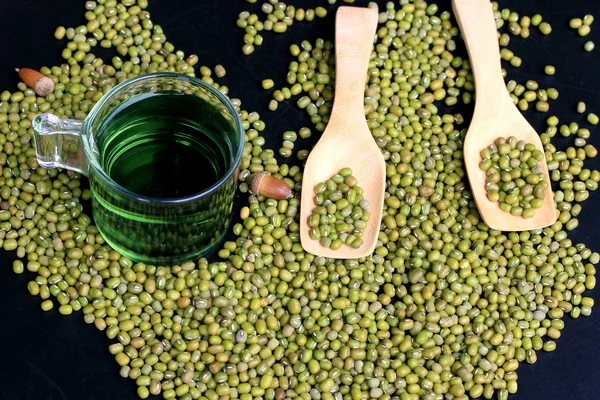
[480,137,548,219]
[236,1,329,55]
[3,0,599,400]
[308,168,371,249]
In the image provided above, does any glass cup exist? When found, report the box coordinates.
[32,72,244,264]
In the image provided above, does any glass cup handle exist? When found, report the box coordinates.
[32,113,88,176]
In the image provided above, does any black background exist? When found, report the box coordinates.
[1,0,600,399]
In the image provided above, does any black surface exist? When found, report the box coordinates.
[1,1,600,399]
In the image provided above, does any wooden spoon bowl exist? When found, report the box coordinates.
[453,0,557,231]
[299,6,384,259]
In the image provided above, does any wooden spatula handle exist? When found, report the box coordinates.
[333,6,378,112]
[452,0,509,110]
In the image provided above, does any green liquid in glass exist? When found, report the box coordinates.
[96,92,230,198]
[89,90,239,263]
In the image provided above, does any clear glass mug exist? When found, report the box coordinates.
[32,72,244,264]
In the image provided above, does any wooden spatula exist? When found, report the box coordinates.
[453,0,557,231]
[299,6,384,259]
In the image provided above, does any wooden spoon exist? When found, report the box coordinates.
[299,6,384,259]
[453,0,557,231]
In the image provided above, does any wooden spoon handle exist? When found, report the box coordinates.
[452,0,509,109]
[332,6,378,113]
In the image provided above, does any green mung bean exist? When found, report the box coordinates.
[579,25,591,36]
[12,260,24,274]
[261,79,274,90]
[214,64,226,78]
[570,18,583,29]
[539,22,552,34]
